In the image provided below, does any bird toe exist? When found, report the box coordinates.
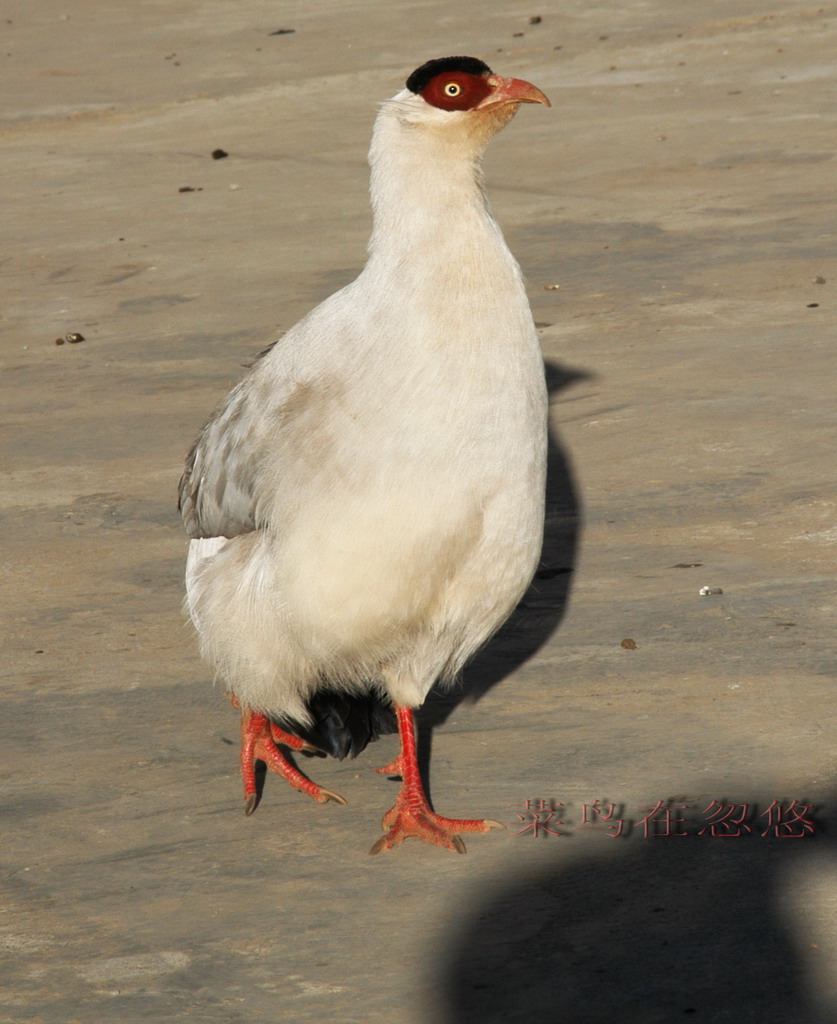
[316,787,348,806]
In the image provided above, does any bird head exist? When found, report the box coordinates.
[382,56,550,150]
[367,58,550,249]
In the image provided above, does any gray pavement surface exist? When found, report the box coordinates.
[2,2,836,1022]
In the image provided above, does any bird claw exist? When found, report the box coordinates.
[369,806,497,855]
[375,757,403,777]
[239,707,347,811]
[368,707,503,854]
[245,781,346,813]
[316,788,348,806]
[297,740,323,755]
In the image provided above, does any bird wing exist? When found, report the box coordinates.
[179,388,258,539]
[178,350,300,540]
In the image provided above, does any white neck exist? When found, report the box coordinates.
[365,100,507,268]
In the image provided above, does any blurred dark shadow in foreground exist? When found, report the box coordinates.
[435,794,835,1023]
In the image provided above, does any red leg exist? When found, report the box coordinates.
[229,693,318,753]
[369,706,504,855]
[236,705,347,815]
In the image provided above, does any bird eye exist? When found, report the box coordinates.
[444,82,462,97]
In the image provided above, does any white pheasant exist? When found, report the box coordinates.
[179,56,550,854]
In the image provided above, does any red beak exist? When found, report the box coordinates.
[477,75,551,110]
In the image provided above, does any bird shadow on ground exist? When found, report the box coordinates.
[416,358,592,783]
[432,793,835,1023]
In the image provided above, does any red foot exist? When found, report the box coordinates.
[369,707,504,855]
[236,704,346,815]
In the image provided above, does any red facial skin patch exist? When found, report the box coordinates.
[419,70,494,111]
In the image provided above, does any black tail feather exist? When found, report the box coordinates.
[277,691,397,760]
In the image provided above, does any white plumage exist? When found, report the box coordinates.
[180,57,550,853]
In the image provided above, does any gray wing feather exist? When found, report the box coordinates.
[180,305,339,539]
[179,376,276,540]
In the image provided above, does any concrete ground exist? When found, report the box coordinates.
[2,1,836,1021]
